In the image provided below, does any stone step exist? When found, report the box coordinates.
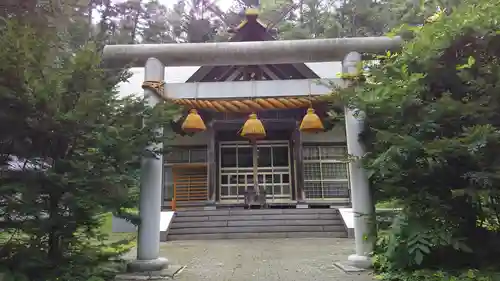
[174,213,340,222]
[170,219,344,229]
[166,208,347,241]
[174,208,339,217]
[168,225,346,235]
[167,231,346,240]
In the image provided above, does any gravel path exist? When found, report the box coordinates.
[153,238,374,281]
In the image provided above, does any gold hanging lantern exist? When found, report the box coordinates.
[181,109,206,133]
[299,107,324,133]
[240,112,266,141]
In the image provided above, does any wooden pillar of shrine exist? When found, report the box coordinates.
[207,121,217,204]
[293,122,305,203]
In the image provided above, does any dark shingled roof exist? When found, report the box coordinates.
[186,11,319,83]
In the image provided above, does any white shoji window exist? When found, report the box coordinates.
[303,145,349,199]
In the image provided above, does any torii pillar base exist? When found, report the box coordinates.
[127,258,169,273]
[118,263,185,280]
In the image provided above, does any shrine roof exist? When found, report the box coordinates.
[186,8,320,82]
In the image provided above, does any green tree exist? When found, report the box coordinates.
[113,0,144,44]
[0,18,181,281]
[142,0,177,43]
[339,0,500,277]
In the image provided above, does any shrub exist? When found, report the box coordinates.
[340,0,500,273]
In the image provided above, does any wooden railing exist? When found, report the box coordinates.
[171,163,208,210]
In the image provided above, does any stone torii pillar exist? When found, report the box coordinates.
[343,52,374,269]
[127,58,169,273]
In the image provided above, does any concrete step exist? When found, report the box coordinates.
[174,208,339,217]
[165,208,347,241]
[167,231,346,240]
[174,213,339,222]
[169,225,346,235]
[170,219,343,229]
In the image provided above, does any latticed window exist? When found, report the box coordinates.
[165,147,207,163]
[163,146,207,202]
[303,145,349,200]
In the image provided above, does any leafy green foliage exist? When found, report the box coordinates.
[374,269,500,281]
[0,19,182,280]
[339,0,500,276]
[375,213,472,271]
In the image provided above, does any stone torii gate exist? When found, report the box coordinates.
[102,36,403,274]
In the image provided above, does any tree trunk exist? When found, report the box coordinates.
[47,192,62,261]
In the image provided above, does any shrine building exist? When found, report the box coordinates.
[162,9,349,210]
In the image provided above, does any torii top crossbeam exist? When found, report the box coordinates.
[102,37,403,68]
